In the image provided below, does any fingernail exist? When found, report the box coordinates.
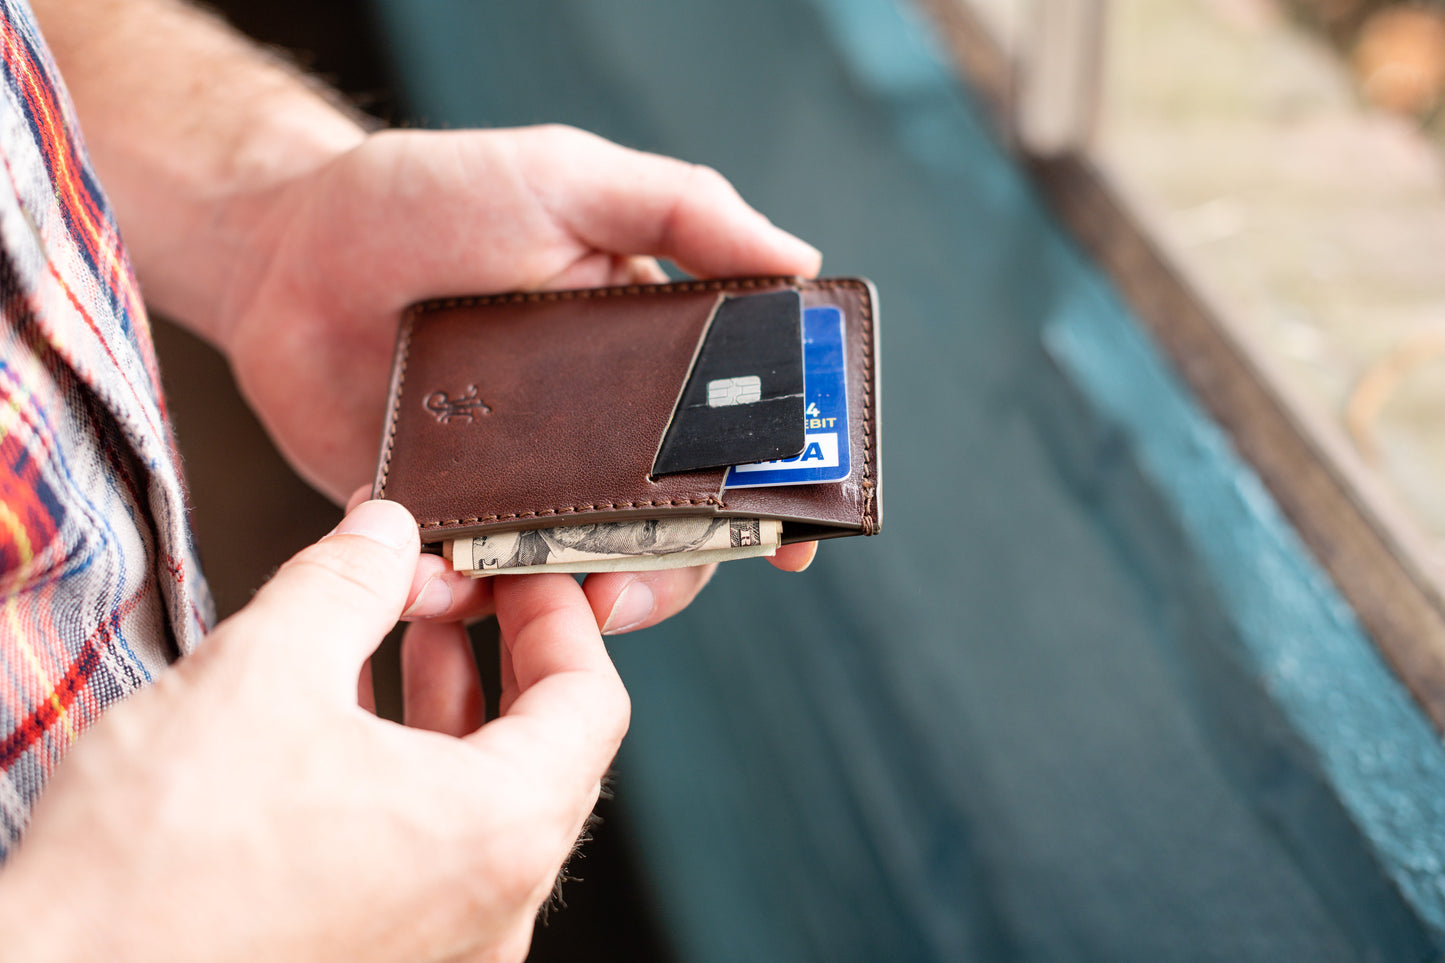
[603,580,655,635]
[327,500,413,551]
[402,576,453,620]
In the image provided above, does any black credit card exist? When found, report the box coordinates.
[651,290,806,476]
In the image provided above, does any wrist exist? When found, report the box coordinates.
[135,105,367,348]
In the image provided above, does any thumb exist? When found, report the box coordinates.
[222,500,421,701]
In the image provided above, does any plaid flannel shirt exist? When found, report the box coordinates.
[0,0,212,858]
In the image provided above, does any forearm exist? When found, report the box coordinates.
[30,0,366,345]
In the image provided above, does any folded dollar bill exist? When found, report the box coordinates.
[448,517,782,577]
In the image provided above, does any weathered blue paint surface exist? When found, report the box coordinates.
[369,0,1445,958]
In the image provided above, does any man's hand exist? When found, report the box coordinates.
[221,127,821,504]
[0,501,626,963]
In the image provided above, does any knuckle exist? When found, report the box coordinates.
[594,674,632,751]
[687,162,734,196]
[530,122,588,149]
[687,161,728,190]
[607,691,632,749]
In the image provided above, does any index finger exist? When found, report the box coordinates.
[470,574,630,792]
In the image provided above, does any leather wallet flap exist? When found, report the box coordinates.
[373,277,881,544]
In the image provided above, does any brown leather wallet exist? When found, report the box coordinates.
[371,276,881,546]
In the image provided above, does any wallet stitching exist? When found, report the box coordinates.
[382,277,877,530]
[852,279,877,536]
[407,276,803,313]
[416,497,722,530]
[375,308,418,499]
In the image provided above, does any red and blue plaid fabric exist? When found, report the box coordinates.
[0,0,211,857]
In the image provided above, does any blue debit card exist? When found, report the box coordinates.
[724,305,850,488]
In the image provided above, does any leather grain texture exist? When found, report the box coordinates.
[373,276,881,544]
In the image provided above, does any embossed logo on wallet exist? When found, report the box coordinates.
[425,386,492,424]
